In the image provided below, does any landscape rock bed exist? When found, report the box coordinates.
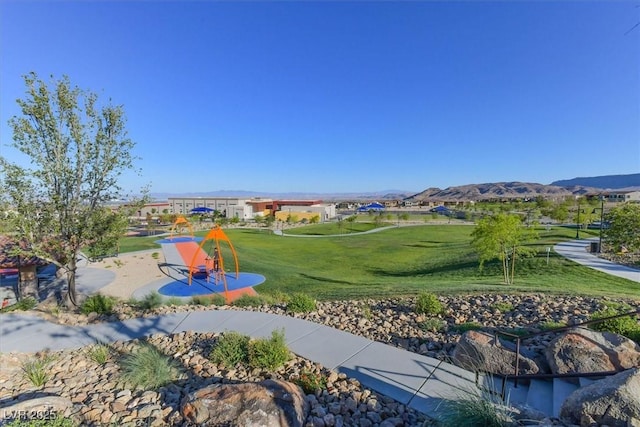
[0,331,428,426]
[2,293,638,426]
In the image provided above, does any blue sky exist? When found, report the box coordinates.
[1,1,638,195]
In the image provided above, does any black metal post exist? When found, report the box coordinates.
[575,198,581,239]
[598,196,605,253]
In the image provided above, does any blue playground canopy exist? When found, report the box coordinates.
[357,202,385,212]
[190,207,214,213]
[430,205,451,214]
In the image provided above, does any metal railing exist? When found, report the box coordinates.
[475,307,640,399]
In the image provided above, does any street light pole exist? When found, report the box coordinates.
[575,198,581,239]
[598,195,605,253]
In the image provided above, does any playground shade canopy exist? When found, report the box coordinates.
[430,206,451,214]
[190,207,214,213]
[357,202,385,212]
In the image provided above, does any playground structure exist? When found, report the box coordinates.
[169,216,194,240]
[188,225,239,302]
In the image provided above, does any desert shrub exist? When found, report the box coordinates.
[191,294,226,306]
[232,294,266,307]
[4,415,76,427]
[491,302,514,312]
[81,294,115,315]
[165,297,184,306]
[209,332,250,367]
[22,353,56,387]
[2,297,38,312]
[286,293,316,313]
[415,292,444,316]
[266,290,290,304]
[590,307,640,342]
[361,305,372,320]
[294,369,327,394]
[421,318,447,333]
[248,329,291,370]
[87,342,111,365]
[540,321,567,331]
[435,388,513,427]
[451,322,483,333]
[119,343,181,390]
[129,291,164,310]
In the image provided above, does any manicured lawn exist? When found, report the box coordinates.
[116,224,637,300]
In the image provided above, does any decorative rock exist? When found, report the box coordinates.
[0,396,74,421]
[181,379,309,426]
[545,327,640,374]
[560,367,640,426]
[451,330,539,375]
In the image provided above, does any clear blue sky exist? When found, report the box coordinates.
[1,1,638,195]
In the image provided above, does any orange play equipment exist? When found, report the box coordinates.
[188,225,239,302]
[169,216,194,239]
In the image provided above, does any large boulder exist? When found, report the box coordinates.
[545,327,640,375]
[0,396,74,422]
[181,379,309,427]
[451,330,539,375]
[560,367,640,426]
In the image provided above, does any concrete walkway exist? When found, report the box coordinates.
[554,238,640,283]
[1,236,637,418]
[0,309,477,415]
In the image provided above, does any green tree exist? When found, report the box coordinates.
[604,203,640,252]
[345,215,357,232]
[0,73,144,306]
[471,213,538,285]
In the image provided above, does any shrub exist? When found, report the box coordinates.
[209,331,250,367]
[136,291,163,310]
[491,302,514,312]
[2,297,38,312]
[81,294,115,315]
[4,415,76,427]
[267,290,290,304]
[294,369,327,394]
[232,294,266,307]
[87,342,111,365]
[451,322,483,333]
[590,307,640,342]
[22,353,56,387]
[119,343,181,390]
[151,252,159,259]
[248,329,291,370]
[435,388,513,427]
[165,297,184,306]
[286,293,317,313]
[540,321,567,331]
[421,318,447,333]
[415,292,444,316]
[191,294,226,306]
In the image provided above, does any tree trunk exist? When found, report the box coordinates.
[64,257,79,307]
[18,265,38,301]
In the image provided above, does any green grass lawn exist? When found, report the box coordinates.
[116,224,638,300]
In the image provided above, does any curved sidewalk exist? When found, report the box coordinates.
[0,309,477,416]
[554,238,640,283]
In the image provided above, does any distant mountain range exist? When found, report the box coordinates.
[150,174,639,202]
[550,173,640,189]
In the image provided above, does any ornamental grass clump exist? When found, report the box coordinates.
[22,352,56,387]
[119,343,182,390]
[80,294,116,315]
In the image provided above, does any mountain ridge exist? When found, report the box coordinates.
[150,174,639,201]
